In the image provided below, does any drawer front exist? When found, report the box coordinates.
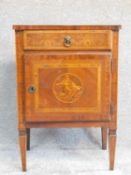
[24,53,111,122]
[24,30,112,50]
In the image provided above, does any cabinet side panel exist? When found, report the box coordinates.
[15,31,25,129]
[111,31,119,128]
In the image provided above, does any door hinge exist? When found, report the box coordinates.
[110,103,113,114]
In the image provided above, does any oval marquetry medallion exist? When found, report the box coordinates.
[53,73,83,103]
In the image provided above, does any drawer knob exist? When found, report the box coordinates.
[28,85,36,94]
[64,36,72,47]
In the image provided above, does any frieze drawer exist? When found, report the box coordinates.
[24,30,112,51]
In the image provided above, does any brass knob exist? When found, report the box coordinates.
[64,36,72,47]
[28,85,36,94]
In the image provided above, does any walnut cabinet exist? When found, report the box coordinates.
[13,25,121,171]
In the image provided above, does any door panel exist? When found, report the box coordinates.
[24,53,111,122]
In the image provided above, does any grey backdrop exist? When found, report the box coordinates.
[0,0,131,175]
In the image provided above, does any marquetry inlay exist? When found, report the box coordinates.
[52,73,83,103]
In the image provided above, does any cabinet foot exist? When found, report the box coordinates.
[19,129,27,171]
[26,128,30,151]
[109,129,116,170]
[101,127,107,150]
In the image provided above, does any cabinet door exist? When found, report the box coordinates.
[24,53,111,122]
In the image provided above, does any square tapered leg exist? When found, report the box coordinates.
[109,129,116,170]
[101,128,107,150]
[26,128,30,151]
[19,129,27,171]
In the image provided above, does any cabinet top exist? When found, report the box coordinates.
[13,25,121,31]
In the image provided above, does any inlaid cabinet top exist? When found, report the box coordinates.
[13,25,121,31]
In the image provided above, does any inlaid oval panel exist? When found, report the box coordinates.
[53,73,83,103]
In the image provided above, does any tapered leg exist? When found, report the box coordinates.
[19,129,27,171]
[109,129,116,170]
[26,128,30,151]
[101,128,107,150]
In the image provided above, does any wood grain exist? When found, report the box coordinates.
[19,129,26,171]
[24,30,112,50]
[101,128,107,150]
[109,129,117,170]
[15,31,25,129]
[13,25,121,31]
[24,53,111,122]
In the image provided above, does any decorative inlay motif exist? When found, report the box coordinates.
[53,73,83,103]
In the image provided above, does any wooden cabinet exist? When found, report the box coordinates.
[13,25,121,171]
